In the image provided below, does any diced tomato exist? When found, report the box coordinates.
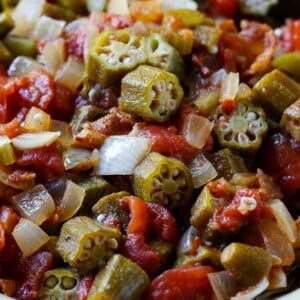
[135,124,199,161]
[207,0,238,18]
[129,0,163,23]
[77,274,94,300]
[121,233,160,277]
[0,207,19,233]
[64,23,87,59]
[220,98,238,114]
[0,118,23,138]
[144,265,215,300]
[0,222,5,251]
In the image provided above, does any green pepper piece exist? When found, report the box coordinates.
[0,40,12,66]
[55,0,87,15]
[74,174,116,208]
[208,148,248,180]
[194,25,222,53]
[43,3,77,22]
[56,216,122,274]
[38,268,80,300]
[280,98,300,143]
[145,33,185,81]
[92,191,130,232]
[120,65,183,123]
[253,69,300,121]
[0,11,13,38]
[221,242,273,286]
[213,101,268,154]
[4,35,37,57]
[88,254,149,300]
[133,152,193,209]
[87,28,148,88]
[272,52,300,81]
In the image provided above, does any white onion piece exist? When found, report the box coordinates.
[268,199,297,243]
[268,267,287,290]
[63,148,99,171]
[220,72,240,102]
[161,0,198,12]
[106,0,130,15]
[83,22,99,64]
[87,0,108,12]
[95,135,151,175]
[180,113,213,149]
[53,180,85,223]
[33,16,65,40]
[11,184,55,225]
[64,18,84,33]
[231,277,269,300]
[177,225,200,254]
[187,152,217,188]
[7,56,43,77]
[208,271,239,300]
[210,68,227,86]
[0,293,15,299]
[55,56,84,91]
[12,218,49,257]
[11,131,60,150]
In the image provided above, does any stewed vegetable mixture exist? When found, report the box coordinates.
[2,0,300,299]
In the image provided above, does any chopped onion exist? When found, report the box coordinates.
[220,72,240,102]
[268,266,287,290]
[12,218,49,257]
[87,0,108,12]
[11,184,55,225]
[7,56,43,77]
[53,180,85,223]
[210,69,227,86]
[39,38,66,76]
[0,293,15,300]
[268,198,297,243]
[23,107,51,132]
[11,131,60,150]
[95,135,151,175]
[106,0,130,15]
[55,56,84,91]
[187,152,217,188]
[64,18,84,33]
[63,148,99,171]
[231,277,269,300]
[83,22,99,64]
[33,15,65,40]
[208,271,239,300]
[177,225,200,254]
[161,0,198,12]
[180,113,213,149]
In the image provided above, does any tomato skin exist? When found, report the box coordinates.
[207,0,238,18]
[77,274,94,300]
[144,265,215,300]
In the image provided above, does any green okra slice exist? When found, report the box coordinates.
[208,148,248,180]
[43,2,77,22]
[56,216,122,274]
[220,242,273,286]
[88,254,149,300]
[133,152,193,209]
[272,52,300,81]
[120,65,183,123]
[55,0,87,14]
[4,35,37,57]
[87,28,148,88]
[281,98,300,143]
[38,268,80,300]
[0,10,13,38]
[145,33,185,81]
[253,69,300,121]
[213,101,268,154]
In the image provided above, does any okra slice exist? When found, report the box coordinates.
[273,52,300,81]
[55,0,87,14]
[133,152,193,209]
[146,33,185,80]
[5,35,37,57]
[87,28,148,88]
[92,191,130,232]
[88,254,149,300]
[221,242,272,286]
[253,69,300,121]
[194,25,222,53]
[280,98,300,143]
[43,3,77,22]
[208,148,248,180]
[213,101,268,153]
[0,10,13,38]
[120,65,183,123]
[0,41,11,66]
[56,216,122,274]
[38,268,80,300]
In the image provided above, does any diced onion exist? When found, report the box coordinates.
[11,184,55,225]
[55,56,84,91]
[11,131,61,150]
[23,107,51,132]
[180,113,213,149]
[0,136,16,166]
[95,135,151,175]
[0,293,15,300]
[12,218,49,257]
[177,225,200,254]
[187,152,217,188]
[161,0,198,12]
[7,56,43,77]
[63,148,99,171]
[83,22,99,64]
[106,0,130,15]
[268,267,287,290]
[87,0,108,12]
[268,198,297,243]
[210,69,227,86]
[220,72,240,102]
[231,277,269,300]
[33,15,65,40]
[53,180,85,223]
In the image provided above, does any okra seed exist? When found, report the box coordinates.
[159,106,167,115]
[172,168,180,178]
[150,89,156,99]
[121,56,133,64]
[108,57,118,65]
[157,81,166,92]
[167,99,177,111]
[238,196,257,215]
[167,83,173,90]
[160,164,169,177]
[177,178,186,188]
[151,177,162,189]
[106,237,118,249]
[173,192,181,202]
[95,236,104,246]
[44,275,59,289]
[84,238,93,249]
[78,251,90,262]
[219,122,230,133]
[246,112,257,121]
[237,132,250,145]
[61,276,77,290]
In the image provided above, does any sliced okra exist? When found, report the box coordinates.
[38,268,80,300]
[5,35,37,58]
[56,216,122,274]
[213,101,268,153]
[120,65,183,123]
[86,28,148,88]
[133,152,193,209]
[0,10,14,38]
[88,254,149,300]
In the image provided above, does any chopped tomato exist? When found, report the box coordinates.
[129,0,163,23]
[0,222,5,251]
[144,265,215,300]
[77,274,94,300]
[0,207,19,233]
[0,118,23,138]
[207,0,238,18]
